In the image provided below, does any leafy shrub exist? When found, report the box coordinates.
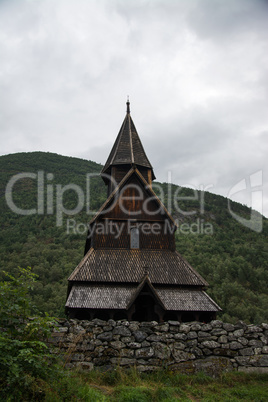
[0,267,57,400]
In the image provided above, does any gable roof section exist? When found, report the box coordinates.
[68,248,208,286]
[101,111,155,179]
[126,274,166,310]
[90,166,176,226]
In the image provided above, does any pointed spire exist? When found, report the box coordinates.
[126,96,130,114]
[101,99,155,181]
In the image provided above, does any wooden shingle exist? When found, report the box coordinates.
[68,248,208,286]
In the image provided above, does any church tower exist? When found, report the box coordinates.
[65,101,221,322]
[101,99,155,196]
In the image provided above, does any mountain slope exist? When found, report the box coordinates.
[0,152,267,323]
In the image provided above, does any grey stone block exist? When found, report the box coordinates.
[97,332,113,341]
[133,330,147,342]
[135,347,154,359]
[113,326,131,337]
[201,340,220,349]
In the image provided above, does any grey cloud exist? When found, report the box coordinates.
[187,0,268,41]
[0,0,267,216]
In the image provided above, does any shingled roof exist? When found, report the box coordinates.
[101,101,155,179]
[68,248,208,286]
[66,284,221,312]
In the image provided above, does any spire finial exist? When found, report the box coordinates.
[126,96,130,114]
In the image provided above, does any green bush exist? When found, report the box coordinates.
[0,267,57,400]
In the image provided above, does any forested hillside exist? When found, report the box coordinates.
[0,152,267,323]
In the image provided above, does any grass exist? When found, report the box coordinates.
[2,367,268,401]
[48,369,268,401]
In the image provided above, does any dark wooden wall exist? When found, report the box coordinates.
[92,220,175,251]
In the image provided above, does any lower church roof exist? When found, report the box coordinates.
[66,284,221,312]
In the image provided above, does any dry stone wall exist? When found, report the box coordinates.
[49,319,268,376]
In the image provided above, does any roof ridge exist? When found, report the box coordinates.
[128,114,135,164]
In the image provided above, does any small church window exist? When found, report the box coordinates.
[130,227,139,249]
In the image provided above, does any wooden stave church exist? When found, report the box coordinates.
[65,101,221,322]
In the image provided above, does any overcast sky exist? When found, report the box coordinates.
[0,0,267,218]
